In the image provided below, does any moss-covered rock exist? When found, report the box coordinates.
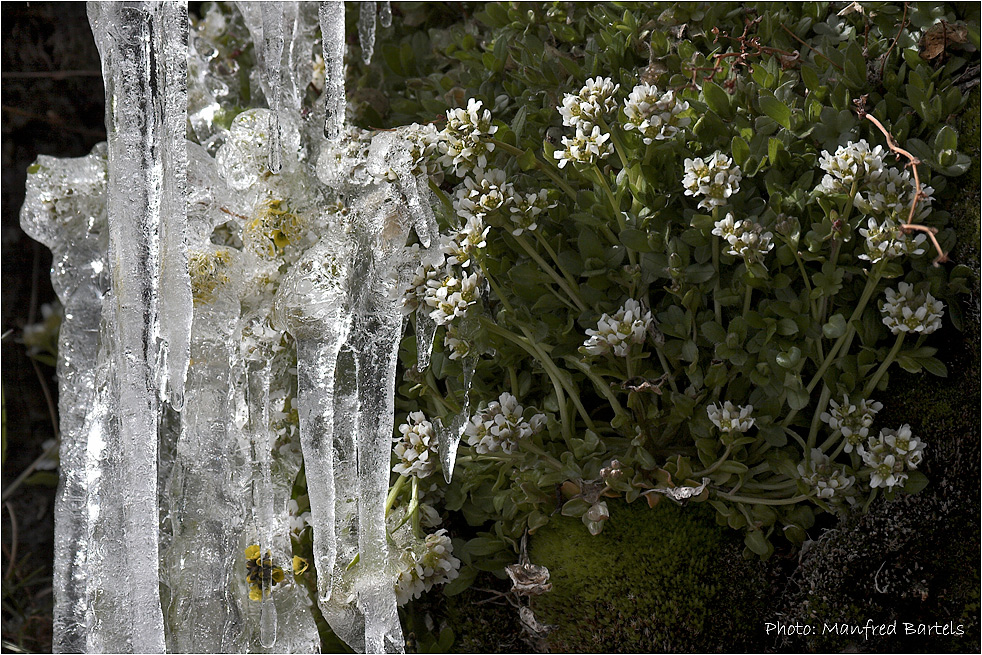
[528,499,769,653]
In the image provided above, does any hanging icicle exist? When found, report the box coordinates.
[320,0,346,140]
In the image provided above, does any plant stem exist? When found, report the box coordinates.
[807,384,832,450]
[384,474,409,517]
[512,232,587,312]
[864,332,906,396]
[693,444,733,477]
[711,207,723,324]
[491,139,578,201]
[716,492,810,506]
[562,355,627,419]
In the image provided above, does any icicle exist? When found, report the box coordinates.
[379,1,392,28]
[260,4,286,172]
[358,1,377,65]
[259,597,278,648]
[415,308,437,370]
[320,0,346,139]
[87,2,191,650]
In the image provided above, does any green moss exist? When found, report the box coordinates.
[529,499,769,653]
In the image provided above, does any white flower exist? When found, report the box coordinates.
[855,166,934,222]
[287,499,311,534]
[682,152,742,210]
[464,392,547,455]
[444,325,471,360]
[581,298,652,357]
[394,529,460,605]
[438,98,498,175]
[453,169,513,221]
[820,395,883,453]
[558,76,620,131]
[393,411,439,479]
[818,139,886,194]
[424,272,480,326]
[554,125,613,168]
[401,247,446,314]
[508,189,556,236]
[623,83,691,143]
[858,217,927,263]
[860,425,925,489]
[707,401,755,434]
[712,213,773,264]
[880,282,945,335]
[797,448,855,499]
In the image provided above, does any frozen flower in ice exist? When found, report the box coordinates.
[553,125,613,168]
[464,392,547,455]
[860,425,925,489]
[243,198,305,261]
[821,395,883,452]
[623,82,691,143]
[394,529,461,605]
[424,272,480,326]
[712,213,773,264]
[858,216,927,263]
[287,499,311,534]
[581,298,653,357]
[189,248,234,305]
[558,76,620,130]
[818,139,886,194]
[797,448,855,499]
[880,282,945,335]
[508,189,556,236]
[244,545,284,601]
[393,411,438,479]
[707,401,755,434]
[438,98,498,175]
[682,152,742,210]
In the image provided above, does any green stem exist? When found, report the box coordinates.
[491,139,578,201]
[520,441,564,471]
[563,355,627,419]
[532,230,581,291]
[693,444,733,477]
[712,208,723,325]
[864,332,906,396]
[598,116,630,171]
[384,474,409,517]
[716,493,810,506]
[655,349,680,394]
[806,384,832,450]
[512,232,587,312]
[742,283,752,319]
[428,179,453,214]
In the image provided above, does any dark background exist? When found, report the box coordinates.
[2,3,105,651]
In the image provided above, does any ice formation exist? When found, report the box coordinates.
[22,2,454,653]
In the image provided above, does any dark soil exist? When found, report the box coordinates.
[2,3,104,652]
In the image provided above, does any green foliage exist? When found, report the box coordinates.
[529,499,769,652]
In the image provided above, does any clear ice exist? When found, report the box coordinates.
[23,2,452,653]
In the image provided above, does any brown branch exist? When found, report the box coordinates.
[859,109,949,266]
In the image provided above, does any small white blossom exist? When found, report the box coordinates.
[424,272,480,326]
[444,325,471,360]
[464,392,547,455]
[401,248,446,314]
[682,152,742,210]
[712,213,773,264]
[623,83,691,143]
[287,499,311,534]
[858,217,927,263]
[554,125,613,168]
[880,282,944,335]
[438,98,498,175]
[394,529,460,605]
[820,395,883,453]
[440,216,489,270]
[453,169,513,221]
[797,448,855,499]
[855,166,934,222]
[393,411,439,479]
[508,189,556,236]
[860,425,925,489]
[707,401,755,434]
[818,139,886,194]
[581,298,652,357]
[558,76,620,130]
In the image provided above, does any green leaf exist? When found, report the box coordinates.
[703,80,732,119]
[745,530,773,558]
[731,135,751,169]
[759,95,791,129]
[442,565,479,596]
[619,228,654,252]
[902,470,929,495]
[823,314,847,339]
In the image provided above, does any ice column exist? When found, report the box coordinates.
[320,0,346,139]
[358,1,377,65]
[86,2,192,651]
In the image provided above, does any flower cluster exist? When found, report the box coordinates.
[623,83,690,143]
[464,392,547,455]
[711,214,774,264]
[287,499,311,535]
[682,152,742,210]
[581,298,653,357]
[554,125,613,169]
[558,76,619,131]
[244,545,284,601]
[797,449,855,500]
[453,168,514,222]
[854,165,935,222]
[508,189,556,236]
[880,282,945,335]
[394,529,461,605]
[707,401,755,434]
[820,395,883,453]
[424,271,480,326]
[858,217,927,263]
[860,425,925,489]
[443,324,472,360]
[817,139,886,194]
[437,98,498,174]
[393,411,439,479]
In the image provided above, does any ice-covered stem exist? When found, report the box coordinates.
[858,105,948,265]
[320,0,346,139]
[87,2,192,650]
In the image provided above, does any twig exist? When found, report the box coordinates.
[857,106,949,265]
[880,2,909,79]
[4,502,18,581]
